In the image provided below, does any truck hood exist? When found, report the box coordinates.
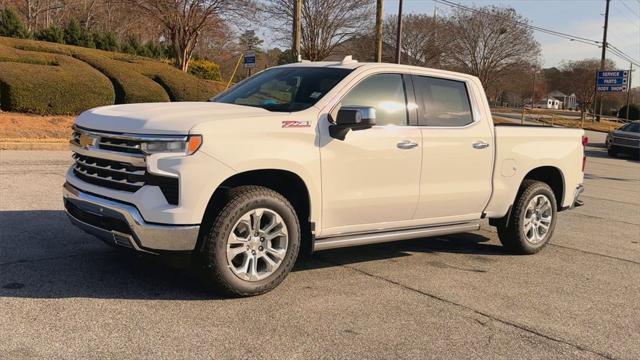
[75,102,275,134]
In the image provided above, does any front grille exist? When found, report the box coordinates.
[73,153,146,192]
[70,128,180,205]
[98,137,144,154]
[613,137,639,147]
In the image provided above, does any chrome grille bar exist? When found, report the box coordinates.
[73,166,145,187]
[72,154,146,176]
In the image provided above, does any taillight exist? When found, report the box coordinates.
[581,136,588,172]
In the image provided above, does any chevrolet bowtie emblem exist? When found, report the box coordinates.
[78,133,97,148]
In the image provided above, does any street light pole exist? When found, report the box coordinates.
[395,0,403,64]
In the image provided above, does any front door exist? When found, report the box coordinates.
[320,73,422,235]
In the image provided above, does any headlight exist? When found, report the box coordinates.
[141,135,202,155]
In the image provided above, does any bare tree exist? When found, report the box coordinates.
[16,0,64,31]
[127,0,254,71]
[262,0,374,61]
[556,58,616,119]
[444,6,540,89]
[383,14,446,67]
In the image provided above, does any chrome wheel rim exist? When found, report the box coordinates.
[523,194,553,244]
[226,208,288,282]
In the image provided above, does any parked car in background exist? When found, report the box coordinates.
[606,121,640,159]
[63,58,587,296]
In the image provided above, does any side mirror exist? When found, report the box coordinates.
[329,106,376,140]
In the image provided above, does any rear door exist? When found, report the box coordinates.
[411,75,494,223]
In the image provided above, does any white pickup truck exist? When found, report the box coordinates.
[63,58,586,296]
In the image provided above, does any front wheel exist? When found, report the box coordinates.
[496,180,557,254]
[199,186,300,297]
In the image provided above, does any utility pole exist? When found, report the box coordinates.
[626,63,633,120]
[395,0,403,64]
[375,0,383,62]
[596,0,611,121]
[292,0,302,62]
[433,5,439,66]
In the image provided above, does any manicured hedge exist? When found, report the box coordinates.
[73,53,170,103]
[0,37,226,115]
[0,43,115,115]
[137,58,224,101]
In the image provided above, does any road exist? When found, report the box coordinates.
[1,136,639,359]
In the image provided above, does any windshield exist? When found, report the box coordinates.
[620,122,639,133]
[214,67,352,112]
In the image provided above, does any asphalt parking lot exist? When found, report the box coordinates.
[1,131,639,359]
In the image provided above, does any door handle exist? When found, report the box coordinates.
[472,141,490,149]
[397,140,418,149]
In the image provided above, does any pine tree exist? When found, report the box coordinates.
[0,8,29,39]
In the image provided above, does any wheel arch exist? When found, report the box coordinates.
[521,166,565,210]
[196,169,313,253]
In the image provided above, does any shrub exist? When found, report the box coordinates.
[63,19,83,46]
[136,58,223,101]
[93,32,119,52]
[0,44,115,115]
[73,52,170,103]
[0,37,226,114]
[0,8,29,39]
[188,59,222,81]
[35,26,64,44]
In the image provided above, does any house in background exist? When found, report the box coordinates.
[548,90,578,110]
[535,98,562,109]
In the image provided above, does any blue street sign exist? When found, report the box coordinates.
[596,69,629,92]
[596,85,627,92]
[597,77,627,85]
[244,50,256,68]
[597,70,628,78]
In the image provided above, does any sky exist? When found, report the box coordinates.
[383,0,640,86]
[258,0,639,86]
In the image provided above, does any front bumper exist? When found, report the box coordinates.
[63,182,200,253]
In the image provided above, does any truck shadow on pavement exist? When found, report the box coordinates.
[1,210,501,300]
[585,149,639,163]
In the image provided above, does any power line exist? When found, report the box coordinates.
[618,0,640,18]
[434,0,602,45]
[607,44,640,66]
[434,0,640,67]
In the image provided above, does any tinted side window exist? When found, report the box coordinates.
[340,74,408,126]
[413,76,474,126]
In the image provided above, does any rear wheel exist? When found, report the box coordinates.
[496,180,557,254]
[199,186,300,296]
[607,147,618,157]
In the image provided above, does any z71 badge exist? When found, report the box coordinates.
[281,121,311,128]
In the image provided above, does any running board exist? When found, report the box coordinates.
[313,222,481,251]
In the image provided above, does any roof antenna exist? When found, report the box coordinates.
[341,55,358,65]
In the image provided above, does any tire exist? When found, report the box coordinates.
[607,147,617,157]
[199,186,300,297]
[496,180,557,255]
